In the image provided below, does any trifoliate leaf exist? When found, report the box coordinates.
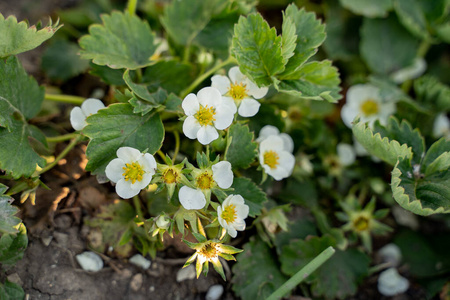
[231,13,285,87]
[281,235,370,300]
[277,60,342,102]
[79,11,157,69]
[0,280,25,300]
[142,60,194,95]
[41,40,89,81]
[83,103,164,175]
[391,140,450,216]
[0,56,46,178]
[225,123,257,170]
[340,0,393,18]
[0,184,21,234]
[229,177,267,217]
[278,5,326,79]
[352,118,413,166]
[0,223,28,266]
[414,75,450,112]
[0,13,61,58]
[232,238,288,300]
[360,15,419,75]
[161,0,227,46]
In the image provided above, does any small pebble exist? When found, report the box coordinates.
[129,254,151,270]
[130,273,143,291]
[378,268,409,296]
[176,265,196,282]
[76,251,104,272]
[206,284,224,300]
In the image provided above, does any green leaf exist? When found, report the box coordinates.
[0,280,25,300]
[160,0,226,46]
[394,0,429,39]
[79,11,157,69]
[42,40,90,81]
[352,118,413,166]
[278,5,326,78]
[274,219,318,255]
[340,0,393,18]
[229,177,267,217]
[280,235,370,300]
[280,14,297,65]
[142,60,193,95]
[414,75,450,112]
[0,56,46,178]
[423,138,450,176]
[391,156,450,216]
[83,103,164,175]
[232,238,288,300]
[277,60,342,102]
[231,13,285,87]
[225,123,257,170]
[0,223,28,266]
[0,13,61,58]
[0,184,21,234]
[90,64,126,86]
[360,15,420,75]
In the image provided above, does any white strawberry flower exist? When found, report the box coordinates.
[182,87,236,145]
[256,125,294,153]
[337,143,356,167]
[178,186,206,210]
[432,113,450,139]
[105,147,156,199]
[211,66,268,117]
[217,194,249,238]
[341,84,396,128]
[70,98,105,131]
[259,135,295,181]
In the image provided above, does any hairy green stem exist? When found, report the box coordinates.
[127,0,138,15]
[266,246,336,300]
[180,56,237,98]
[133,195,145,221]
[173,131,180,162]
[45,93,85,105]
[37,135,83,175]
[46,133,79,143]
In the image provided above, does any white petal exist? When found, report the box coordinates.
[117,147,142,164]
[341,104,357,128]
[222,195,233,207]
[179,186,206,210]
[278,151,295,175]
[81,98,105,116]
[132,172,152,191]
[337,143,356,167]
[197,125,219,145]
[346,84,380,106]
[139,153,157,173]
[70,107,87,131]
[257,125,280,142]
[183,116,201,139]
[260,135,284,153]
[105,158,125,183]
[115,179,140,199]
[238,98,260,117]
[229,194,245,206]
[227,226,238,238]
[377,268,409,297]
[245,79,268,99]
[228,66,245,83]
[182,94,199,116]
[280,133,294,153]
[197,87,222,108]
[213,105,234,130]
[221,96,238,114]
[211,75,231,95]
[236,203,249,219]
[433,113,450,138]
[391,58,426,83]
[212,161,233,189]
[233,219,246,231]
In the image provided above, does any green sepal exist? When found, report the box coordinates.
[192,232,207,243]
[211,258,226,281]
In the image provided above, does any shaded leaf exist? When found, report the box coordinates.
[0,223,28,266]
[79,11,157,69]
[83,103,164,175]
[394,0,429,39]
[225,123,257,170]
[0,13,61,58]
[414,75,450,112]
[0,280,25,300]
[142,60,193,95]
[340,0,393,18]
[229,177,267,217]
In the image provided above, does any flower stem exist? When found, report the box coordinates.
[157,150,166,161]
[266,246,336,300]
[173,131,180,162]
[133,195,145,221]
[180,56,237,99]
[127,0,138,15]
[45,93,85,105]
[46,133,79,143]
[37,135,84,175]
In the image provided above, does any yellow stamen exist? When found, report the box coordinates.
[361,99,379,116]
[122,162,144,184]
[221,204,237,224]
[163,168,178,184]
[263,150,279,169]
[196,172,214,190]
[228,82,248,101]
[199,242,219,259]
[353,216,370,232]
[195,105,216,126]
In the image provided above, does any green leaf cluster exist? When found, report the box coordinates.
[231,4,341,102]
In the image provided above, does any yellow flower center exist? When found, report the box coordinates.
[353,216,370,232]
[122,162,144,184]
[221,204,237,224]
[163,168,178,184]
[199,242,219,259]
[361,99,379,116]
[196,172,214,190]
[263,150,279,169]
[228,82,248,101]
[195,105,216,126]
